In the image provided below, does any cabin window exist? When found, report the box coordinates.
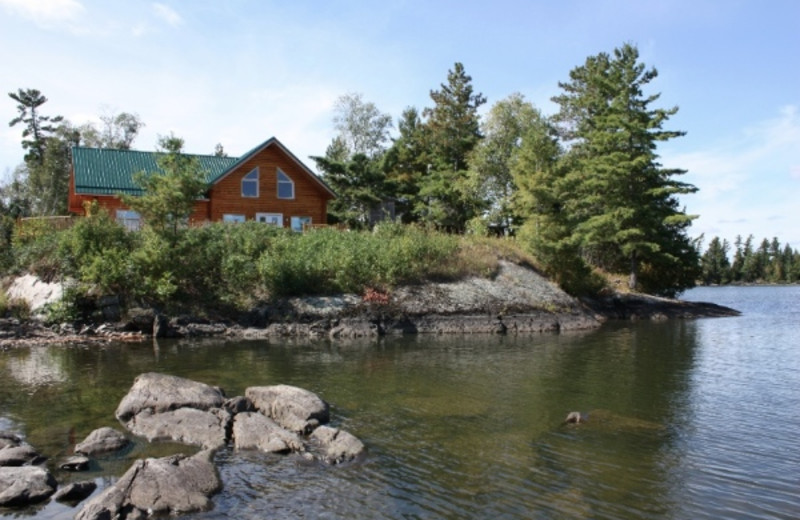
[277,169,294,199]
[116,209,141,231]
[256,212,283,226]
[242,168,259,198]
[223,214,246,223]
[290,216,311,232]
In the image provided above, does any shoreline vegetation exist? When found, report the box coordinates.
[1,219,739,348]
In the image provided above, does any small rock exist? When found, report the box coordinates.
[310,425,366,464]
[223,395,254,414]
[75,427,130,456]
[60,455,91,471]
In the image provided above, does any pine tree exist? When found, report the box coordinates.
[8,88,64,166]
[700,236,731,285]
[551,43,698,296]
[382,106,431,223]
[418,62,486,232]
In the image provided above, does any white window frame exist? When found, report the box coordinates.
[277,169,294,199]
[242,168,259,198]
[290,216,311,232]
[256,212,283,227]
[223,214,246,223]
[116,209,141,231]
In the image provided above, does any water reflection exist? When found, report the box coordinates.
[5,347,68,387]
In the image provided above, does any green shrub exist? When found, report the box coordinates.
[57,210,134,291]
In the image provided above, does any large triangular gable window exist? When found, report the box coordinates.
[242,168,259,198]
[277,169,294,199]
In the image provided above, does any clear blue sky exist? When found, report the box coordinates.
[1,0,798,249]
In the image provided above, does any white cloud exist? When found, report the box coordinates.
[0,0,84,26]
[152,2,183,27]
[666,106,800,245]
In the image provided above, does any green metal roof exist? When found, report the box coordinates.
[72,147,238,196]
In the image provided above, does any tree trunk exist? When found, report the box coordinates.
[628,251,638,291]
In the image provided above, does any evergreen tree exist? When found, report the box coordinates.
[313,149,392,229]
[418,62,486,232]
[739,235,760,282]
[382,106,431,223]
[550,43,698,296]
[700,236,731,285]
[731,235,745,282]
[121,135,207,237]
[766,237,783,282]
[8,88,64,165]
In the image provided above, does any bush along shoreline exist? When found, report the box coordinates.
[1,218,739,347]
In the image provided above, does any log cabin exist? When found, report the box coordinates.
[68,137,335,230]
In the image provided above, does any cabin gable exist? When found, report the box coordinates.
[68,136,334,229]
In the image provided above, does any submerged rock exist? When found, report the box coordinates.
[75,427,130,456]
[60,455,91,471]
[75,450,221,520]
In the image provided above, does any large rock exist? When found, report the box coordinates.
[115,372,225,421]
[75,450,221,520]
[0,465,57,506]
[310,425,366,464]
[75,427,130,456]
[232,412,303,454]
[124,408,231,449]
[246,385,330,434]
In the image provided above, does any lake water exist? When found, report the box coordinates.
[1,286,799,519]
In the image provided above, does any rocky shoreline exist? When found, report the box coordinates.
[1,261,739,348]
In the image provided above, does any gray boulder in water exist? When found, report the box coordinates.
[115,372,225,421]
[310,425,366,464]
[75,449,221,520]
[0,465,57,506]
[246,384,330,434]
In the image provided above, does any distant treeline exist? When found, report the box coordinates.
[700,235,799,285]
